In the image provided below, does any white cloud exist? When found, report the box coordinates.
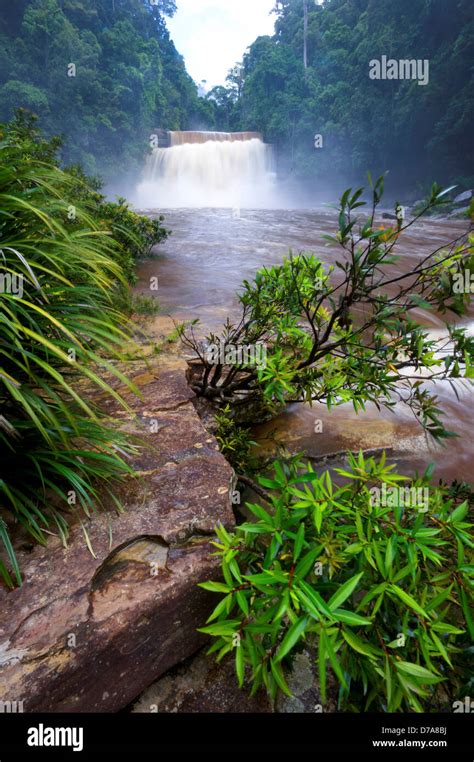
[167,0,276,88]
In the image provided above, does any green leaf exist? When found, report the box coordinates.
[270,659,293,697]
[229,558,242,583]
[274,616,309,663]
[431,622,464,635]
[205,594,234,623]
[449,501,469,524]
[198,581,232,593]
[198,619,242,636]
[245,570,287,585]
[324,632,348,690]
[385,657,392,709]
[235,642,245,687]
[395,661,442,683]
[247,502,275,525]
[430,631,452,667]
[293,523,305,562]
[313,502,325,533]
[388,585,430,619]
[385,535,397,573]
[295,544,323,578]
[299,580,333,618]
[342,629,377,657]
[0,519,21,586]
[236,590,249,616]
[333,609,372,626]
[328,572,364,611]
[459,586,474,639]
[318,630,327,703]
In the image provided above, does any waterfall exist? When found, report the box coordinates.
[169,131,263,145]
[134,131,276,209]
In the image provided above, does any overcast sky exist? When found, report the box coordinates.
[167,0,276,89]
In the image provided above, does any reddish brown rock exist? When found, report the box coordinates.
[0,359,235,712]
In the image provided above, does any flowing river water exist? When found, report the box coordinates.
[135,206,473,484]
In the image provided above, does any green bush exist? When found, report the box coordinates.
[215,404,256,473]
[187,178,474,438]
[0,120,145,586]
[199,452,473,712]
[3,112,168,284]
[131,294,161,317]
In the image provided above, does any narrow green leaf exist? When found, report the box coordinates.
[395,661,442,683]
[333,609,372,626]
[274,616,309,663]
[328,572,364,611]
[236,642,245,687]
[293,523,305,562]
[270,659,293,697]
[388,585,430,619]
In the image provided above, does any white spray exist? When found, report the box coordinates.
[135,132,277,208]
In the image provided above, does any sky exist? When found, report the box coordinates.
[167,0,276,89]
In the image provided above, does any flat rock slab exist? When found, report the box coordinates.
[94,357,196,414]
[0,358,235,712]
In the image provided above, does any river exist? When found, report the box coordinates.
[136,207,473,484]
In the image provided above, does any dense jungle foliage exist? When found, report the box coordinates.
[208,0,474,193]
[0,0,212,179]
[2,1,472,193]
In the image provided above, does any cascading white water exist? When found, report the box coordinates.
[134,132,277,208]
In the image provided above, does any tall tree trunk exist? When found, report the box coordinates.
[303,0,308,70]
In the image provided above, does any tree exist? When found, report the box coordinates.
[303,0,308,69]
[226,63,245,102]
[236,0,474,190]
[184,178,474,439]
[0,0,204,180]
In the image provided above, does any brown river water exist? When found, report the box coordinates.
[135,208,473,484]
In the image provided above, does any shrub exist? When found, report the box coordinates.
[131,294,161,316]
[199,452,473,712]
[185,177,474,438]
[0,124,141,586]
[2,111,169,284]
[215,404,256,473]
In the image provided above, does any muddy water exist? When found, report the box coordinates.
[136,208,473,483]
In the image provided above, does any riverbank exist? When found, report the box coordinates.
[0,319,235,711]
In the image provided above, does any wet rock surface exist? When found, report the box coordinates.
[0,352,235,712]
[132,646,337,714]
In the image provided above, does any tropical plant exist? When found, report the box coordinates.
[0,0,209,180]
[131,293,160,316]
[184,177,474,439]
[214,404,256,473]
[3,111,169,285]
[0,129,141,587]
[199,452,474,712]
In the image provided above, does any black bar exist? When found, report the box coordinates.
[0,712,472,759]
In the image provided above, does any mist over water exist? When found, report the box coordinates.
[134,132,280,208]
